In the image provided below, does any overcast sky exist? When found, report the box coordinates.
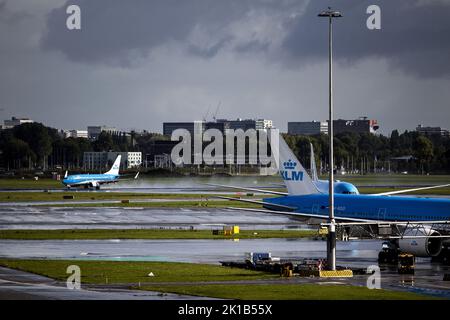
[1,0,449,135]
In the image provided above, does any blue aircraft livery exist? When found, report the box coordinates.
[281,159,304,181]
[218,132,450,258]
[62,155,122,189]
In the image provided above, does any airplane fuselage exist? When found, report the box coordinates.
[315,180,360,195]
[264,194,450,222]
[62,174,118,187]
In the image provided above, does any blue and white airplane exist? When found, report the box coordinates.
[62,155,139,189]
[309,143,359,195]
[218,134,450,258]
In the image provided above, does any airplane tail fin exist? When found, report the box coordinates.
[310,143,319,182]
[105,155,121,176]
[269,132,319,196]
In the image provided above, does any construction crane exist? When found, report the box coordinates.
[212,101,221,122]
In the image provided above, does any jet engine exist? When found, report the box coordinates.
[398,228,442,257]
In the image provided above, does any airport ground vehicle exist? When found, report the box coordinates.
[398,253,415,274]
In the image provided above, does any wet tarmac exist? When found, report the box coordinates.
[0,206,307,230]
[1,238,450,298]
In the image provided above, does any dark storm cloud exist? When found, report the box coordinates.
[0,0,31,25]
[282,0,450,78]
[41,0,299,65]
[41,0,450,78]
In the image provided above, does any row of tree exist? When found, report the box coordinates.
[282,130,450,174]
[1,122,449,174]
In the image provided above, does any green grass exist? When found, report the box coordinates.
[0,259,274,284]
[0,229,318,240]
[339,174,450,185]
[0,178,62,189]
[140,283,434,300]
[0,259,432,299]
[358,187,450,195]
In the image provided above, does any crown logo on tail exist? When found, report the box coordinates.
[283,159,297,170]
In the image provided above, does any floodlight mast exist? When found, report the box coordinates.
[318,7,342,271]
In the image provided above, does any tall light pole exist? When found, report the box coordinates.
[318,7,342,271]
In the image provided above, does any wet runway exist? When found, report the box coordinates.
[0,206,307,230]
[1,238,450,298]
[0,238,379,265]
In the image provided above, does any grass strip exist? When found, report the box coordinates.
[139,283,435,300]
[0,229,318,240]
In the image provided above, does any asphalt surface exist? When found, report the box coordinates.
[0,206,306,230]
[1,238,450,299]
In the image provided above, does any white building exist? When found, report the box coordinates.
[83,152,142,170]
[87,126,120,140]
[63,130,88,139]
[3,117,34,129]
[255,119,273,130]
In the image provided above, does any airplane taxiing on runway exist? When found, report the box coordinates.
[62,155,139,190]
[215,132,450,258]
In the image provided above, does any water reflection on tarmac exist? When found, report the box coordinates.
[0,206,307,230]
[1,238,450,298]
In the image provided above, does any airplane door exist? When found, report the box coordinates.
[378,208,387,220]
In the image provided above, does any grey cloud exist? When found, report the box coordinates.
[282,0,450,78]
[41,0,304,66]
[41,0,450,78]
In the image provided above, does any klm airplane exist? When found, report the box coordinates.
[309,143,359,195]
[218,134,450,258]
[62,155,138,189]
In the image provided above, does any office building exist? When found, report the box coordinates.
[416,124,449,137]
[83,152,142,170]
[87,126,120,140]
[3,117,34,129]
[288,121,328,135]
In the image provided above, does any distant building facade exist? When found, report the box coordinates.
[87,126,120,140]
[216,118,273,131]
[288,117,378,135]
[3,117,34,129]
[83,152,142,170]
[416,124,449,137]
[63,130,88,139]
[163,121,205,137]
[288,121,328,136]
[163,119,273,137]
[334,117,379,134]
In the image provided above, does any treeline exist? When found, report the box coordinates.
[283,131,450,174]
[0,123,150,171]
[1,122,450,174]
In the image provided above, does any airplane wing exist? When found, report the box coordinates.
[204,183,288,196]
[213,196,296,211]
[118,172,140,181]
[371,183,450,196]
[226,207,374,223]
[219,196,450,226]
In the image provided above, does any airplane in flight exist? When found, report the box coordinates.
[62,155,139,189]
[216,133,450,259]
